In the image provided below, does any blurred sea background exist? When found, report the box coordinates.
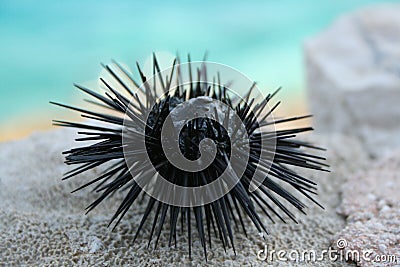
[0,0,394,141]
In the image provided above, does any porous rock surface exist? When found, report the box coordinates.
[334,150,400,267]
[0,129,365,266]
[305,4,400,157]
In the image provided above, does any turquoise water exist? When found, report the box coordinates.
[0,0,394,129]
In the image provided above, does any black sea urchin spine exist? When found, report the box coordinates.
[52,54,328,259]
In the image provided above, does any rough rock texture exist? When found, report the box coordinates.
[305,4,400,157]
[0,129,366,266]
[333,151,400,267]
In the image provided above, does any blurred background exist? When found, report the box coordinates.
[0,0,394,141]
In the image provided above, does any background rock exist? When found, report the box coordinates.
[305,4,400,158]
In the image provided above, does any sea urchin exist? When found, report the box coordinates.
[51,53,328,260]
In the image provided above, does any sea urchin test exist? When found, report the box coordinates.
[51,54,328,259]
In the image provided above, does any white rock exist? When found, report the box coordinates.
[305,4,400,157]
[0,129,356,266]
[334,149,400,267]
